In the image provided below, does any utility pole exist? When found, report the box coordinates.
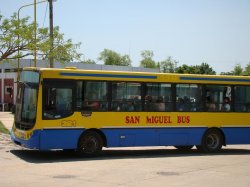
[49,0,54,68]
[34,0,37,67]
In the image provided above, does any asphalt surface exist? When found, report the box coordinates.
[1,112,250,187]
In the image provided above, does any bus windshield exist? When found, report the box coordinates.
[15,71,39,130]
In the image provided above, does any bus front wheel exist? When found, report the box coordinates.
[77,131,103,157]
[199,129,223,153]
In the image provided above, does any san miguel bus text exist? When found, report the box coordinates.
[125,115,190,124]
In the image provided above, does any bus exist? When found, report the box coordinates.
[11,67,250,156]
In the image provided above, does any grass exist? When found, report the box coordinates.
[0,121,10,134]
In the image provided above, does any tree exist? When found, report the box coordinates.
[81,59,96,64]
[0,13,82,63]
[243,62,250,75]
[232,64,243,75]
[198,63,216,75]
[176,64,195,74]
[176,63,216,74]
[98,49,131,66]
[159,56,178,73]
[221,64,245,76]
[140,50,157,68]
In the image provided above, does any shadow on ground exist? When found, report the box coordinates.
[10,147,250,164]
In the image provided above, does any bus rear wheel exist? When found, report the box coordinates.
[199,129,223,153]
[77,131,103,157]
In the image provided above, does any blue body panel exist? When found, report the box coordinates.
[102,127,206,147]
[222,127,250,144]
[39,129,84,150]
[11,127,250,150]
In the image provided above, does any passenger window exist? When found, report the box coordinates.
[43,83,73,119]
[112,82,141,112]
[205,85,231,112]
[145,83,172,112]
[235,86,250,112]
[77,81,108,111]
[176,84,202,112]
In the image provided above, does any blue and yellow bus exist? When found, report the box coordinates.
[11,67,250,156]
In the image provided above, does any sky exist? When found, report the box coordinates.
[1,0,250,73]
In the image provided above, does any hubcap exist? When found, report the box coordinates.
[82,136,98,154]
[206,133,219,149]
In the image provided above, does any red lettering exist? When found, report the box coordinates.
[164,116,172,123]
[134,116,140,124]
[177,116,182,123]
[125,116,140,124]
[146,116,172,124]
[146,116,152,124]
[125,116,130,124]
[177,116,190,124]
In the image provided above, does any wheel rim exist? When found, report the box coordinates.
[81,136,98,154]
[206,133,219,150]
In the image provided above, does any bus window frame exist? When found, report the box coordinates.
[75,80,109,112]
[42,79,76,120]
[234,84,250,113]
[204,84,234,112]
[111,81,142,112]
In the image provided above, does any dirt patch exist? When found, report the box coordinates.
[0,132,19,150]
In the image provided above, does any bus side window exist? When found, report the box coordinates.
[154,96,165,112]
[82,81,108,111]
[43,87,73,119]
[205,85,232,112]
[176,84,202,112]
[145,83,172,112]
[43,80,73,119]
[112,82,141,112]
[235,86,250,112]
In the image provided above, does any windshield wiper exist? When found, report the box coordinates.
[16,81,32,88]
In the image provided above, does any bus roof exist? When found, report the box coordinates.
[22,67,250,85]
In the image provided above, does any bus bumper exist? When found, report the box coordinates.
[11,129,40,149]
[11,128,84,150]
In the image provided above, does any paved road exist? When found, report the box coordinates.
[1,112,250,187]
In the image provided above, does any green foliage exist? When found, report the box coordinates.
[0,13,82,63]
[0,121,9,134]
[233,64,243,75]
[197,63,216,75]
[159,56,178,73]
[176,63,216,75]
[140,50,157,68]
[81,59,96,64]
[175,64,194,74]
[243,62,250,75]
[98,49,131,66]
[221,63,249,76]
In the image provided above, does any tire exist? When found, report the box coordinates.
[174,145,194,151]
[77,131,103,157]
[200,129,223,153]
